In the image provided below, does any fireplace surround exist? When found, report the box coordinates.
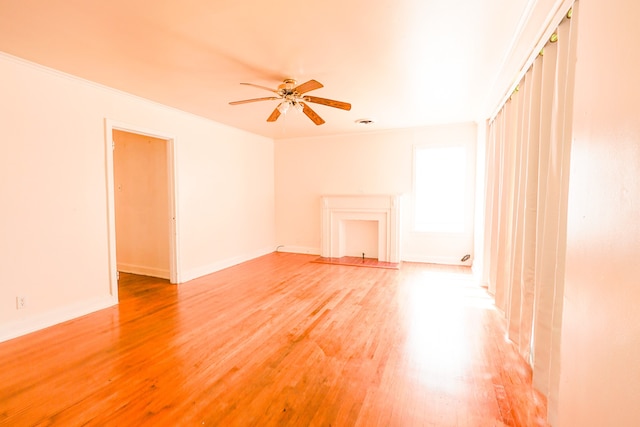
[320,195,401,263]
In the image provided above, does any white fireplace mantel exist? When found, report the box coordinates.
[320,194,401,263]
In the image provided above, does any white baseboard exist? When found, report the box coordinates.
[401,254,472,266]
[0,295,118,343]
[117,263,170,279]
[275,246,321,255]
[180,246,275,283]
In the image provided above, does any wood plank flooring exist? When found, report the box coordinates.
[0,253,548,426]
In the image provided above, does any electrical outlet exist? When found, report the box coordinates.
[16,296,27,310]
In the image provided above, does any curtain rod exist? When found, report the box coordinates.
[488,1,576,123]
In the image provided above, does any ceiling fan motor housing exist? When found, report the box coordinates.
[279,79,297,93]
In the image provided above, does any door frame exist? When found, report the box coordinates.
[104,119,180,299]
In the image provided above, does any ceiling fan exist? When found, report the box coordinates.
[229,78,351,125]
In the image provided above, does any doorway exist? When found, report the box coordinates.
[105,120,179,301]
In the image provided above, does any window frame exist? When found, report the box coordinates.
[411,140,475,235]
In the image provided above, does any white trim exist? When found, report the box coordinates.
[104,121,119,298]
[321,195,402,263]
[0,296,117,343]
[276,246,321,255]
[104,119,181,289]
[165,130,181,284]
[402,254,472,266]
[482,0,540,117]
[0,51,251,137]
[488,0,576,121]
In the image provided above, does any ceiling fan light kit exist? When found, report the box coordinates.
[229,79,351,126]
[276,99,304,115]
[277,101,290,114]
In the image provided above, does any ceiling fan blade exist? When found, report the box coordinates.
[267,107,281,122]
[229,96,280,105]
[294,79,323,95]
[301,102,325,125]
[240,82,279,93]
[304,96,352,111]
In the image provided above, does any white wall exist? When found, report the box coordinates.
[274,123,477,264]
[556,1,640,425]
[0,53,275,341]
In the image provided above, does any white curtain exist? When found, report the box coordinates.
[482,3,578,407]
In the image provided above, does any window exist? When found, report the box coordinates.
[413,145,467,233]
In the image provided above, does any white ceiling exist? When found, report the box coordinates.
[0,0,539,139]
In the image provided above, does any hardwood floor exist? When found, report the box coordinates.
[0,253,547,426]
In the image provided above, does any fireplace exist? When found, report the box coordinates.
[320,195,401,263]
